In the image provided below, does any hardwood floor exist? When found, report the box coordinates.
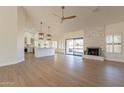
[0,53,124,87]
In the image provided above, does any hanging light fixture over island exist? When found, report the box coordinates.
[46,26,52,40]
[39,21,44,40]
[34,22,55,58]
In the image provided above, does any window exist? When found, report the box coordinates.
[52,41,57,48]
[106,35,113,53]
[58,41,61,48]
[45,40,50,48]
[106,33,121,53]
[113,35,121,53]
[61,40,64,49]
[58,40,64,49]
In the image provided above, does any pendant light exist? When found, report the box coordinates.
[46,26,52,40]
[39,21,44,40]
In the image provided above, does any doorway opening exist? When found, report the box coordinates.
[24,32,35,57]
[65,37,84,56]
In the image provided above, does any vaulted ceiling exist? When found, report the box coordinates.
[24,6,124,36]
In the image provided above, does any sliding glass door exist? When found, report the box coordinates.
[73,38,83,56]
[66,38,83,56]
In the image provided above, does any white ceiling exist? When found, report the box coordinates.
[24,6,124,36]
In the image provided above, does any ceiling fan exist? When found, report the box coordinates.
[53,6,76,23]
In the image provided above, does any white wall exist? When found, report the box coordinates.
[0,7,18,66]
[0,7,27,66]
[105,22,124,62]
[17,7,27,62]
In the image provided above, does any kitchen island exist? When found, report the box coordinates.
[34,48,55,57]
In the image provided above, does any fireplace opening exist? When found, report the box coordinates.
[87,48,101,56]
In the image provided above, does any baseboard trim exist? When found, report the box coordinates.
[84,55,104,61]
[105,58,124,63]
[0,59,24,67]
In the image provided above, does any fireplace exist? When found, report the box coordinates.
[87,48,101,56]
[84,47,104,61]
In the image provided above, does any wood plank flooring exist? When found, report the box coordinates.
[0,53,124,87]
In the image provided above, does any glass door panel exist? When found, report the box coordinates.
[66,38,83,56]
[73,38,83,56]
[66,39,74,54]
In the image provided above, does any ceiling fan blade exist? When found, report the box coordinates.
[53,6,76,23]
[63,16,76,20]
[52,13,61,18]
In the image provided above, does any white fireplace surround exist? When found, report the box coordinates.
[84,55,104,61]
[84,47,104,61]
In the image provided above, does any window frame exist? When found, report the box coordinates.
[106,33,122,54]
